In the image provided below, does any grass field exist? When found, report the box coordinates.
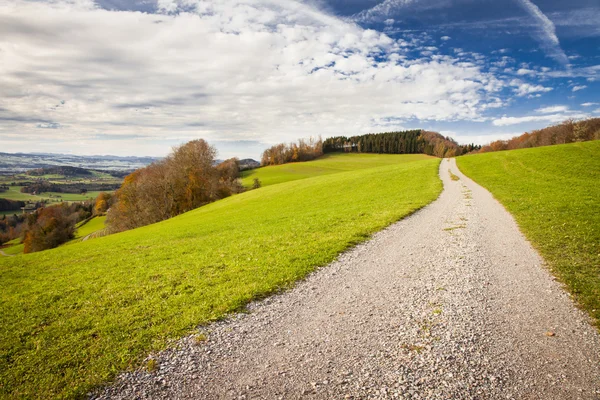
[0,186,105,202]
[72,216,107,241]
[457,141,600,326]
[0,156,441,398]
[241,153,433,187]
[1,244,24,256]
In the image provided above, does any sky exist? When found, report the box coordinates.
[0,0,599,160]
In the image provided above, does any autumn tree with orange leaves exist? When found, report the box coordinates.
[106,139,243,233]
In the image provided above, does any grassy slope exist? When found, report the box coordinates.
[241,153,433,187]
[0,156,441,399]
[72,216,107,240]
[1,244,23,256]
[457,141,600,325]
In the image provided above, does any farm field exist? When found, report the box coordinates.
[0,155,442,398]
[457,141,600,325]
[0,185,105,202]
[241,153,433,187]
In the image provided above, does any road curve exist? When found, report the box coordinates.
[96,158,600,399]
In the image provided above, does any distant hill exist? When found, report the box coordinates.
[27,166,92,177]
[239,158,260,170]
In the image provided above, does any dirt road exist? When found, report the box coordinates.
[96,158,600,399]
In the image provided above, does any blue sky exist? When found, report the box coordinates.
[0,0,598,159]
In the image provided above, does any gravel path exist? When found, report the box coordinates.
[0,249,14,257]
[94,158,600,399]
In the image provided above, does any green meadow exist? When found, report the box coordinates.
[72,216,107,241]
[1,244,23,256]
[0,155,441,398]
[457,141,600,325]
[0,186,103,202]
[241,152,433,187]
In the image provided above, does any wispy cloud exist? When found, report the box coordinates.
[351,0,457,23]
[493,112,588,126]
[572,85,587,92]
[36,122,62,129]
[535,105,568,114]
[581,102,598,107]
[352,0,418,23]
[514,0,569,66]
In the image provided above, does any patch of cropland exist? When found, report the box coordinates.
[0,156,441,398]
[0,186,108,202]
[241,152,433,187]
[457,141,600,325]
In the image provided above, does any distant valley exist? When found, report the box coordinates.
[0,152,160,174]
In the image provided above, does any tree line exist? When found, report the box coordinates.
[0,198,24,212]
[20,181,120,195]
[27,166,92,177]
[106,139,244,233]
[261,137,323,166]
[477,118,600,153]
[0,202,93,252]
[323,130,480,158]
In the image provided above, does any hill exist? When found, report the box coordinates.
[0,155,442,398]
[27,166,93,177]
[239,158,260,171]
[241,153,433,187]
[457,141,600,325]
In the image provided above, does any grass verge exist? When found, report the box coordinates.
[0,157,441,398]
[457,141,600,326]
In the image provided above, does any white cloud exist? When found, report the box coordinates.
[0,0,504,156]
[509,79,553,97]
[441,36,451,41]
[516,68,536,76]
[493,112,588,126]
[441,131,520,145]
[514,0,569,66]
[581,102,598,107]
[535,105,568,113]
[572,85,587,92]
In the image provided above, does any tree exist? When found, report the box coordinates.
[107,139,243,233]
[252,178,261,189]
[94,192,112,215]
[260,137,323,166]
[23,205,76,253]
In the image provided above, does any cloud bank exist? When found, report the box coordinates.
[0,0,504,156]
